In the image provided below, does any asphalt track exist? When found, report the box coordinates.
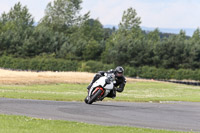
[0,98,200,132]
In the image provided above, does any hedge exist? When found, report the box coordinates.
[137,66,200,80]
[0,56,79,71]
[78,60,114,73]
[0,56,200,80]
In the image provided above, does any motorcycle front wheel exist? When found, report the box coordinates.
[87,89,103,104]
[84,96,89,103]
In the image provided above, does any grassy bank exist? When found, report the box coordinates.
[0,114,190,133]
[0,82,200,102]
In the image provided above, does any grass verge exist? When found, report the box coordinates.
[0,82,200,102]
[0,114,191,133]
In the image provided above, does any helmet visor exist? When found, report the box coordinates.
[116,72,123,77]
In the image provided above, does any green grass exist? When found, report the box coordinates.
[0,82,200,102]
[0,83,199,133]
[0,114,192,133]
[119,82,200,102]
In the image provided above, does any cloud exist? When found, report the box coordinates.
[137,0,200,28]
[1,0,200,28]
[81,0,133,25]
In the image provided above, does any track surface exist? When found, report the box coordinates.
[0,98,200,132]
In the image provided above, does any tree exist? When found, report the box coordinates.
[0,2,34,57]
[102,7,143,66]
[154,30,187,69]
[22,25,68,57]
[119,7,141,31]
[79,19,104,42]
[103,27,115,41]
[187,28,200,68]
[83,39,102,60]
[0,2,34,27]
[192,28,200,41]
[147,28,160,44]
[59,18,105,60]
[38,0,90,60]
[144,29,161,67]
[41,0,89,33]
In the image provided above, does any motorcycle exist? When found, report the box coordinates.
[84,73,116,104]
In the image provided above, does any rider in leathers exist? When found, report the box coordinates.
[87,66,126,98]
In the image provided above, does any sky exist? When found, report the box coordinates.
[0,0,200,29]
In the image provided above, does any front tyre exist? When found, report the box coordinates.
[87,89,103,104]
[84,96,89,103]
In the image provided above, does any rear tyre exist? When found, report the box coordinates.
[87,89,103,104]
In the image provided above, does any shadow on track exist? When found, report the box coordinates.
[90,103,126,108]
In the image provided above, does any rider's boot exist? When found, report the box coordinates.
[112,87,117,99]
[106,89,116,99]
[111,92,116,99]
[87,83,93,90]
[87,73,102,90]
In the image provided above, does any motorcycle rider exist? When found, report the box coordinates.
[87,66,126,98]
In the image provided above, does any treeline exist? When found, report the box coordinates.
[1,0,200,80]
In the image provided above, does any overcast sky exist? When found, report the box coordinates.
[0,0,200,29]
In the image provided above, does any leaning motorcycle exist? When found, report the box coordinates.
[84,73,115,104]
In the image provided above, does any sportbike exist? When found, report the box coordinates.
[85,73,116,104]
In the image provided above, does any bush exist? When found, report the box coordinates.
[0,56,200,81]
[0,56,79,71]
[137,66,200,80]
[124,66,138,77]
[79,60,114,73]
